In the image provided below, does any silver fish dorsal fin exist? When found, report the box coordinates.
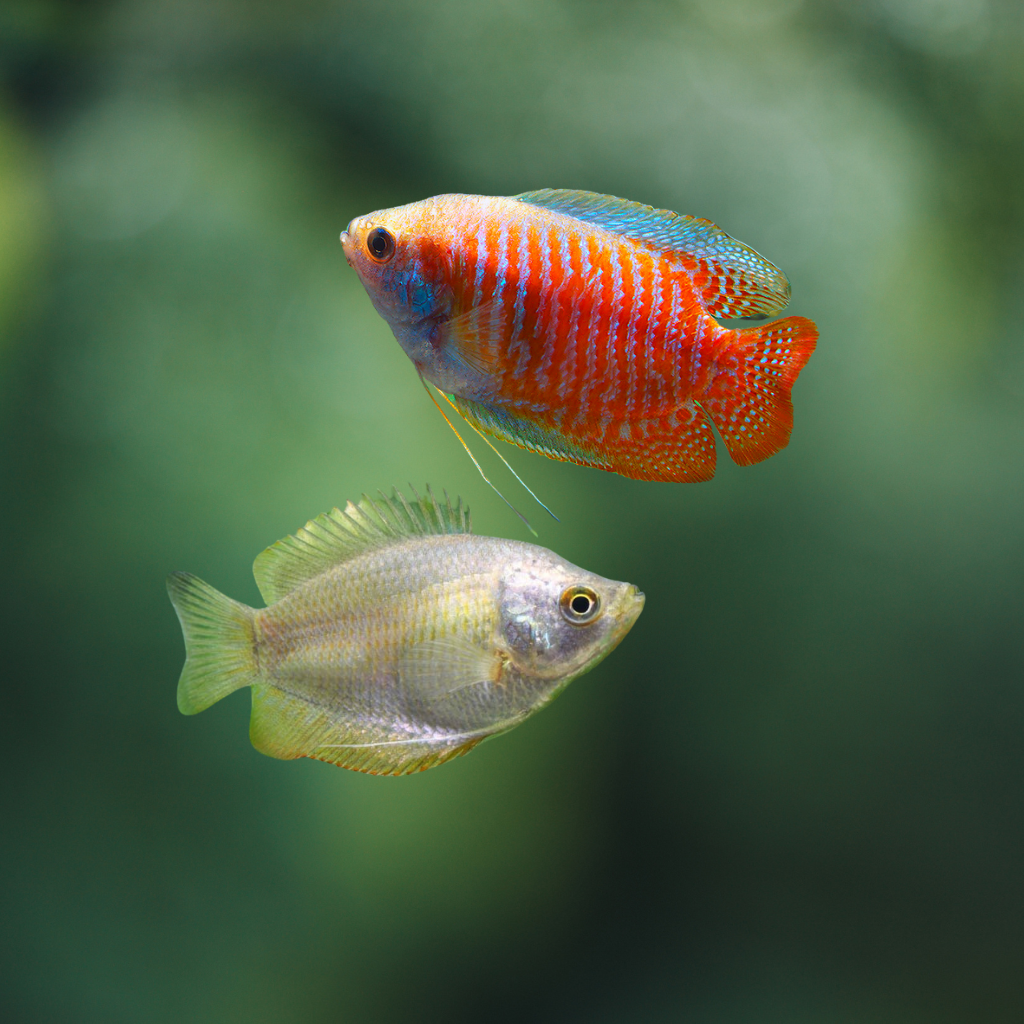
[514,188,791,320]
[252,486,471,604]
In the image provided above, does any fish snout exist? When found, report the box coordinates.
[340,220,357,265]
[623,584,645,626]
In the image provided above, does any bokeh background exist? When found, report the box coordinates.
[2,1,1023,1021]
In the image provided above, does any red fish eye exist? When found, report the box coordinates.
[366,227,395,262]
[560,586,601,624]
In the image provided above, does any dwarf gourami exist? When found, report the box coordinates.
[167,488,644,775]
[342,189,817,484]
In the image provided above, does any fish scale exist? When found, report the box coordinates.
[341,190,817,483]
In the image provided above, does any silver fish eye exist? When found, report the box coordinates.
[560,586,601,625]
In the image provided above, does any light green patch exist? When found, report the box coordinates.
[0,104,48,365]
[166,571,257,714]
[249,682,484,776]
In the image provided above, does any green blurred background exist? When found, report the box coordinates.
[2,1,1022,1021]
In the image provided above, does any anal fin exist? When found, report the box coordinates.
[596,401,718,482]
[311,733,487,775]
[453,394,718,483]
[249,684,487,776]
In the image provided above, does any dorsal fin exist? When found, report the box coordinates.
[514,188,791,320]
[252,486,471,604]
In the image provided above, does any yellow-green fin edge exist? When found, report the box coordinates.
[252,486,471,605]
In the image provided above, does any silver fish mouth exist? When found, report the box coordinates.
[612,585,645,640]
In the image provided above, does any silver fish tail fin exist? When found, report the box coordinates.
[166,571,258,714]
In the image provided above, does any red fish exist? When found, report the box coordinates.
[341,189,817,482]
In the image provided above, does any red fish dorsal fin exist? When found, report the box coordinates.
[515,188,791,321]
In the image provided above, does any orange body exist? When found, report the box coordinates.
[342,191,818,482]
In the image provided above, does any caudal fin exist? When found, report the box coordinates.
[166,571,257,715]
[699,315,818,466]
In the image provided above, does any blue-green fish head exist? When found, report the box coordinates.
[341,202,453,371]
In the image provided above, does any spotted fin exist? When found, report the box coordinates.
[515,188,791,320]
[453,394,717,483]
[252,486,470,604]
[700,316,818,466]
[590,401,718,483]
[249,684,487,775]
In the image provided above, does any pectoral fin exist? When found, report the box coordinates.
[442,300,507,379]
[399,638,504,701]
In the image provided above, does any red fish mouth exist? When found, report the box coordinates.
[339,229,354,266]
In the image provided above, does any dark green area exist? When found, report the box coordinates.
[2,1,1023,1021]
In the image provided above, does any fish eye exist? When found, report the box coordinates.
[560,586,601,625]
[366,227,395,262]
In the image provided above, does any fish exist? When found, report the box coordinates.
[341,189,817,483]
[167,487,644,775]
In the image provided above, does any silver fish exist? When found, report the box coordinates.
[167,488,644,775]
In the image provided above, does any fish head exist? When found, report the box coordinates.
[341,199,454,369]
[498,549,645,685]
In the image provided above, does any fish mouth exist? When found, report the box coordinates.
[605,584,645,646]
[622,586,645,631]
[339,225,354,266]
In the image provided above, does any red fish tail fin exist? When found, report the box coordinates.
[699,316,817,466]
